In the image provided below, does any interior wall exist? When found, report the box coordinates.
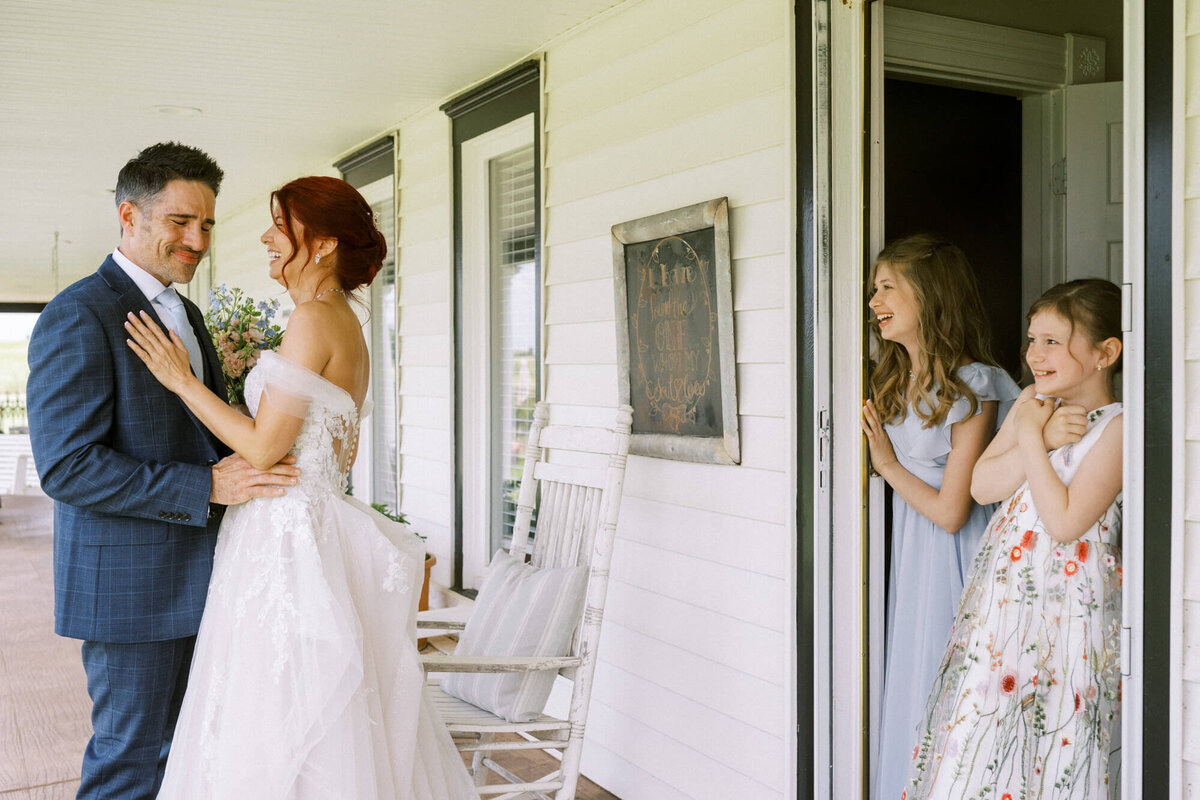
[884,78,1024,377]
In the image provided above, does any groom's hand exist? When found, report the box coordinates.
[210,454,300,505]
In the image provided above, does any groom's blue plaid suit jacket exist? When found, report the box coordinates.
[27,257,231,643]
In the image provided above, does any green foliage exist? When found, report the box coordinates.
[370,502,425,540]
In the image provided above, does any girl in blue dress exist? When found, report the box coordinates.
[861,234,1020,800]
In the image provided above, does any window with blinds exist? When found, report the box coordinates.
[488,144,539,550]
[369,195,398,510]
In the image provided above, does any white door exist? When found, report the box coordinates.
[1064,81,1124,285]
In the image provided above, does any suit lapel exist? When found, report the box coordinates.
[99,257,227,455]
[180,295,228,400]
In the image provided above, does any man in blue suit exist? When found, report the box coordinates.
[26,142,300,799]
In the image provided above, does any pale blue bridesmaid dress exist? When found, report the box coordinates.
[874,362,1019,800]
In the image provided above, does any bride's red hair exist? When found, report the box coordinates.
[270,176,386,292]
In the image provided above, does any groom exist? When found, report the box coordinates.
[26,142,300,799]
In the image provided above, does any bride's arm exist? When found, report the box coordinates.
[125,305,330,470]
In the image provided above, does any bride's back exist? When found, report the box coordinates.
[310,296,370,412]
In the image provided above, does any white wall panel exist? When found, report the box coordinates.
[583,696,781,800]
[545,146,786,246]
[590,658,785,791]
[540,1,793,795]
[397,365,449,398]
[543,234,610,284]
[596,623,784,731]
[604,583,786,684]
[1182,15,1199,791]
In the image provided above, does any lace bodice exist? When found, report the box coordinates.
[244,351,360,495]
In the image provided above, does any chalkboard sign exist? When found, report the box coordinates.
[611,198,740,464]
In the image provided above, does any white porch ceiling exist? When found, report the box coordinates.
[0,0,622,303]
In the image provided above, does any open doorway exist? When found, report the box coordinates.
[866,2,1127,797]
[883,78,1024,376]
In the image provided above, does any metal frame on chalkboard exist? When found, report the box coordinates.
[611,196,740,465]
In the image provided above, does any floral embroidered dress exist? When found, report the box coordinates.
[875,363,1019,800]
[903,403,1123,800]
[158,352,475,799]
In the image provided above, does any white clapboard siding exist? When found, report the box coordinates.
[583,696,781,800]
[396,111,455,586]
[541,0,792,795]
[1184,9,1200,793]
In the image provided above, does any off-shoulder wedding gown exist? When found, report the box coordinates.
[158,352,475,799]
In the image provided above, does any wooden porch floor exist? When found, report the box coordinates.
[0,494,618,799]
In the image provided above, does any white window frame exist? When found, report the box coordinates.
[348,173,398,509]
[459,113,537,589]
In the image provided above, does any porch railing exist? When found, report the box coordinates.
[0,393,28,434]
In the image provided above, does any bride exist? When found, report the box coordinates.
[124,176,476,798]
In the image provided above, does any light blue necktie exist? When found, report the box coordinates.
[157,287,204,379]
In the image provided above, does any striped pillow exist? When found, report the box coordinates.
[441,551,588,722]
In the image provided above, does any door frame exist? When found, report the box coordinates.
[802,1,1170,796]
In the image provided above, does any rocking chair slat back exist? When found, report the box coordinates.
[428,401,632,800]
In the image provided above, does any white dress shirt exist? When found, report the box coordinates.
[112,248,205,378]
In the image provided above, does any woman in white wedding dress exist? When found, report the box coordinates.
[124,176,476,798]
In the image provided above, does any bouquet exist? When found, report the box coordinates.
[203,284,283,405]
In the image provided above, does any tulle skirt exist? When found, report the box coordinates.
[158,490,475,799]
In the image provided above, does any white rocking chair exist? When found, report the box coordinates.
[420,401,633,799]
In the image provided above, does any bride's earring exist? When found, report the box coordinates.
[315,253,321,264]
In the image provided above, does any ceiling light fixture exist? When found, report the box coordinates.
[151,105,202,118]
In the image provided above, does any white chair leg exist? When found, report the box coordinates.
[471,733,494,787]
[11,453,28,495]
[555,724,586,800]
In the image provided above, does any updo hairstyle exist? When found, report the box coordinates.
[270,176,387,292]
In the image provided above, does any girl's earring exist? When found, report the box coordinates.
[315,253,321,264]
[1096,362,1103,371]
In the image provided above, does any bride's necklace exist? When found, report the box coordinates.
[312,286,345,302]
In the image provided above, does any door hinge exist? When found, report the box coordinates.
[817,409,831,490]
[1121,626,1131,677]
[1051,158,1067,196]
[1120,282,1133,332]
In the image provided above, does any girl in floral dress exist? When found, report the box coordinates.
[903,278,1124,799]
[861,234,1019,800]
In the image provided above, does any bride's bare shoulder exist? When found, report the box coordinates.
[281,300,367,401]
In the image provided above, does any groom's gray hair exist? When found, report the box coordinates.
[115,141,224,209]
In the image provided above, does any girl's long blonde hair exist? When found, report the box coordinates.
[868,233,1000,428]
